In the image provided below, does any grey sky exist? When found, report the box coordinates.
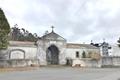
[0,0,120,43]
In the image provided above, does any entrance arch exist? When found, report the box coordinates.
[46,45,59,65]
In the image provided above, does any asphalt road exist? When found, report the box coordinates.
[0,67,120,80]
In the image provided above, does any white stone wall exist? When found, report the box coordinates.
[100,44,120,56]
[112,57,120,66]
[65,48,100,59]
[65,48,100,67]
[101,57,120,67]
[8,46,37,59]
[37,39,66,65]
[110,44,120,56]
[65,48,84,59]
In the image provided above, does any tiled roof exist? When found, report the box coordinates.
[9,41,36,47]
[67,43,99,49]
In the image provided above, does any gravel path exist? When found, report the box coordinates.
[0,67,120,80]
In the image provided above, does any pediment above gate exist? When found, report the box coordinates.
[40,31,66,42]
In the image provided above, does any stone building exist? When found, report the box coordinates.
[95,42,120,67]
[36,29,100,67]
[100,42,111,56]
[0,28,101,67]
[0,41,38,67]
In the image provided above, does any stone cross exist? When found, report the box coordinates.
[103,38,105,42]
[51,26,54,32]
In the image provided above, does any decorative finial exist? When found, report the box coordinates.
[103,38,105,42]
[90,40,94,45]
[51,26,54,32]
[91,40,93,43]
[14,24,18,27]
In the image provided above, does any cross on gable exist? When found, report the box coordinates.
[103,38,106,42]
[51,26,54,32]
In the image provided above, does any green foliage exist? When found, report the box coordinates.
[0,8,10,33]
[0,31,9,49]
[10,26,38,42]
[0,8,10,49]
[82,51,86,58]
[117,38,120,47]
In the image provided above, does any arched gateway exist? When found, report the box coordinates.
[46,45,59,65]
[37,26,67,65]
[36,27,100,67]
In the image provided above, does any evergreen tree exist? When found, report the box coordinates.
[0,8,10,49]
[10,26,38,42]
[82,51,86,58]
[117,38,120,47]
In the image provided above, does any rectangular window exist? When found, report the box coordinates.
[76,51,79,58]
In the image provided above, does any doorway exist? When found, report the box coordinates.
[46,45,59,65]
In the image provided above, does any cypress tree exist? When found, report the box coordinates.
[0,8,10,49]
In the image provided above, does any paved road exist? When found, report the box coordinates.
[0,67,120,80]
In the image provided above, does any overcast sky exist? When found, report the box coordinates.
[0,0,120,43]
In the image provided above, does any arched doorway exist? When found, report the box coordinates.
[46,45,59,65]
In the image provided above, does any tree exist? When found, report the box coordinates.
[0,8,10,49]
[82,51,86,58]
[117,38,120,47]
[10,26,38,42]
[11,25,21,41]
